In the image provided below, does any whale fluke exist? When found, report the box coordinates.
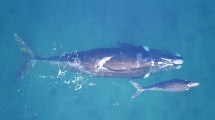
[130,81,144,99]
[14,33,36,82]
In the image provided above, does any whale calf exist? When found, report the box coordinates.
[130,79,200,98]
[15,34,183,80]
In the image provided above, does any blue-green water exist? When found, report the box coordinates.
[0,0,215,120]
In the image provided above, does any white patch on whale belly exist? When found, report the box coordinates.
[95,56,113,71]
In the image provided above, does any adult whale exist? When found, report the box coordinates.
[15,34,183,80]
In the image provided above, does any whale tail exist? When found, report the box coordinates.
[14,33,36,82]
[130,81,145,99]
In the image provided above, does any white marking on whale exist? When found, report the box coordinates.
[175,53,181,57]
[151,60,155,66]
[143,46,149,51]
[144,73,150,78]
[161,57,172,62]
[173,59,183,65]
[95,56,113,71]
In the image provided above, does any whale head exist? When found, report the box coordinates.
[149,49,183,72]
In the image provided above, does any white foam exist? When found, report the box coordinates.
[75,85,82,90]
[57,70,66,78]
[64,80,71,84]
[89,83,96,86]
[38,75,46,78]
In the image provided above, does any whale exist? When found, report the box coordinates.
[130,79,200,98]
[15,33,183,81]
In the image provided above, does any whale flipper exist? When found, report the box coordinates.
[14,33,36,82]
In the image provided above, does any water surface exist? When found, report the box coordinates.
[0,0,215,120]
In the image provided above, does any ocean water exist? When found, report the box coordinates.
[0,0,215,120]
